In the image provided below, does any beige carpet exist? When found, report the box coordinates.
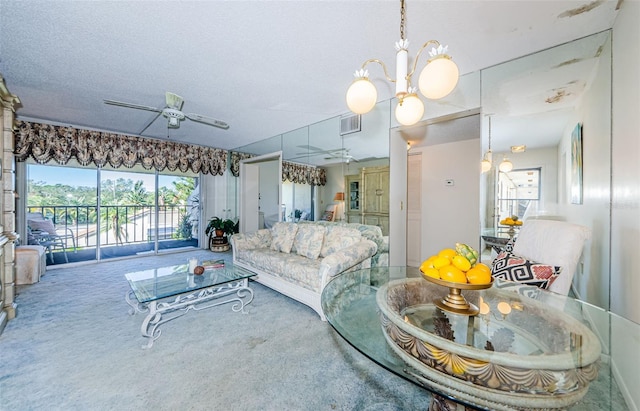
[0,249,434,410]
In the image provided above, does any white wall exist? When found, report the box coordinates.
[611,2,640,410]
[551,32,612,310]
[416,138,480,259]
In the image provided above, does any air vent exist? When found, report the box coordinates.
[340,114,361,136]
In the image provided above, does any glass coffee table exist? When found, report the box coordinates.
[321,266,625,411]
[125,263,255,348]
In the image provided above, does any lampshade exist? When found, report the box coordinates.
[481,150,492,173]
[499,158,513,173]
[346,78,377,114]
[418,57,460,99]
[333,192,345,201]
[481,159,492,173]
[395,93,424,126]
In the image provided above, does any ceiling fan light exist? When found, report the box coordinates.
[418,56,459,99]
[395,93,424,126]
[346,78,377,114]
[168,117,180,128]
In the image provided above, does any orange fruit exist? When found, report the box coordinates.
[438,248,457,261]
[466,267,492,285]
[474,262,491,275]
[439,265,467,284]
[452,255,471,272]
[432,256,450,269]
[421,267,440,280]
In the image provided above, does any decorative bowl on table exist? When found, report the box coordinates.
[420,270,493,316]
[376,278,602,410]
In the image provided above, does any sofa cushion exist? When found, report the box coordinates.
[320,226,361,258]
[293,224,326,259]
[491,251,562,290]
[270,222,299,253]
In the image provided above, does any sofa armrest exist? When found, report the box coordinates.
[319,239,377,280]
[230,229,272,251]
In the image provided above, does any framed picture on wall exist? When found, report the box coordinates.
[570,123,583,204]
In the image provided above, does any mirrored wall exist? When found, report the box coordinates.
[228,30,612,311]
[480,30,612,310]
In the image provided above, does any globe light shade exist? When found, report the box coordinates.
[395,94,424,126]
[418,57,460,100]
[499,158,513,173]
[346,78,377,114]
[481,159,492,173]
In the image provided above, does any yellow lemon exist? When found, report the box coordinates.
[421,267,440,280]
[466,267,492,285]
[452,255,471,272]
[432,256,450,269]
[420,258,436,272]
[439,265,467,284]
[474,262,492,275]
[438,248,457,261]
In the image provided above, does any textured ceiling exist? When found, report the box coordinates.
[0,1,620,155]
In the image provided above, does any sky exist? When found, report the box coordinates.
[27,164,180,191]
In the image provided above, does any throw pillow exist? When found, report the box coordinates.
[28,219,57,234]
[491,251,562,290]
[270,222,299,253]
[504,237,516,253]
[320,226,361,257]
[293,225,326,259]
[320,211,334,221]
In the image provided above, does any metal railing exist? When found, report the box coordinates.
[27,204,193,249]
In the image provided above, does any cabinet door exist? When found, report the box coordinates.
[363,171,380,213]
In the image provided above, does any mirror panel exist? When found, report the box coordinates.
[480,31,612,310]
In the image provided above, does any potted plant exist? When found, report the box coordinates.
[205,217,235,239]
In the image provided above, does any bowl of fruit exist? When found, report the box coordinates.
[419,243,493,316]
[499,215,523,236]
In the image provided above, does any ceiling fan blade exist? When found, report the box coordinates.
[165,92,184,110]
[138,111,164,135]
[186,113,229,130]
[103,99,162,113]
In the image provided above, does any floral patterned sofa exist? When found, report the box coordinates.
[298,220,389,268]
[231,221,378,320]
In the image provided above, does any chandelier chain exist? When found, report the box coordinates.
[400,0,406,40]
[488,115,492,149]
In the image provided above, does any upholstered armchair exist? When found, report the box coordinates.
[491,219,591,296]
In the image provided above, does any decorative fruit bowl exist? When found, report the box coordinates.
[420,269,494,316]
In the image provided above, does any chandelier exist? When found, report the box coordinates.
[345,0,460,126]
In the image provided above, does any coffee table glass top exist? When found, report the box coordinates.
[125,263,255,303]
[321,266,626,411]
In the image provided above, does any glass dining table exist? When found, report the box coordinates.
[321,266,629,411]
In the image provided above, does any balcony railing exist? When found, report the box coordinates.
[27,204,194,250]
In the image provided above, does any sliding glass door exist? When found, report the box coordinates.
[26,162,200,264]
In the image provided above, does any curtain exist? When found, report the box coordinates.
[14,121,228,176]
[229,151,326,186]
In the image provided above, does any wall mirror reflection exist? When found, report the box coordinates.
[480,30,612,311]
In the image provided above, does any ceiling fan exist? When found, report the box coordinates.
[104,91,229,134]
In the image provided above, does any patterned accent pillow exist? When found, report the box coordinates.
[491,251,561,290]
[320,226,361,257]
[293,225,326,259]
[504,237,516,253]
[270,222,299,253]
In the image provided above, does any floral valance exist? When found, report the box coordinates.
[230,151,327,186]
[14,121,228,176]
